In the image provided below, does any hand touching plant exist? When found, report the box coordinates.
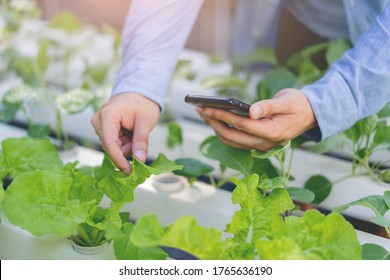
[91,93,160,174]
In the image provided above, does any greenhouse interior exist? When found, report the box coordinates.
[0,0,390,261]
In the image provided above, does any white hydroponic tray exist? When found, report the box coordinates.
[1,122,390,259]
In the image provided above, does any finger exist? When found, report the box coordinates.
[91,113,102,142]
[131,115,151,163]
[250,93,294,119]
[101,117,132,174]
[119,135,133,157]
[199,107,265,137]
[202,114,275,151]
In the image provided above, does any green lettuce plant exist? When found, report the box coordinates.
[0,136,182,255]
[124,174,362,260]
[200,136,314,203]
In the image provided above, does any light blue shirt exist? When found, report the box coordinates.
[302,0,390,140]
[113,0,390,141]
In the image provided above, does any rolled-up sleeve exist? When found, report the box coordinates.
[112,0,203,111]
[302,2,390,140]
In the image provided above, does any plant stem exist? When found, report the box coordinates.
[286,148,296,182]
[331,174,355,186]
[75,225,93,247]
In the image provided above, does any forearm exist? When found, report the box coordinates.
[112,0,203,111]
[302,3,390,140]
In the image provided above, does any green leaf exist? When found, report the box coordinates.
[84,205,122,234]
[291,135,312,150]
[256,69,296,99]
[384,191,390,208]
[8,56,36,84]
[0,101,20,122]
[36,40,49,74]
[2,137,63,178]
[83,63,109,85]
[166,121,183,149]
[344,120,363,142]
[0,152,7,181]
[255,210,361,260]
[48,11,84,33]
[200,75,247,90]
[258,176,287,191]
[114,222,168,260]
[228,175,294,242]
[287,187,315,203]
[130,214,164,247]
[62,162,102,204]
[148,153,183,175]
[232,47,278,66]
[325,39,351,65]
[0,181,4,203]
[251,141,290,159]
[377,102,390,118]
[27,123,51,138]
[306,134,349,154]
[2,171,93,236]
[374,121,390,145]
[98,153,182,203]
[362,243,390,260]
[296,59,321,85]
[56,88,95,114]
[173,158,213,178]
[160,216,229,260]
[299,42,329,58]
[208,53,225,64]
[173,59,196,80]
[362,114,378,135]
[3,84,44,105]
[380,170,390,184]
[303,175,332,204]
[333,195,389,216]
[250,157,279,178]
[371,216,390,227]
[200,136,253,176]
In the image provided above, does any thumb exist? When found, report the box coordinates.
[249,89,296,119]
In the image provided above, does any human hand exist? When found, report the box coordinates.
[196,88,317,151]
[91,93,160,174]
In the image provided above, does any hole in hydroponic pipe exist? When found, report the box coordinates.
[2,177,12,191]
[160,246,198,260]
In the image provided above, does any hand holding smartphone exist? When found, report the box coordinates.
[184,94,251,116]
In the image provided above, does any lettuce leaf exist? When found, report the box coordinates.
[97,153,182,203]
[113,222,168,260]
[255,210,362,260]
[227,174,295,243]
[2,171,93,236]
[129,215,230,260]
[0,181,4,203]
[0,152,8,181]
[62,162,103,204]
[159,216,230,260]
[2,137,63,178]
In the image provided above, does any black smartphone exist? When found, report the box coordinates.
[184,94,251,116]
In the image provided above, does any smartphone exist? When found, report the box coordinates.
[184,94,251,116]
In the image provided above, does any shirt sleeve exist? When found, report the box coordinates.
[302,2,390,141]
[112,0,204,111]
